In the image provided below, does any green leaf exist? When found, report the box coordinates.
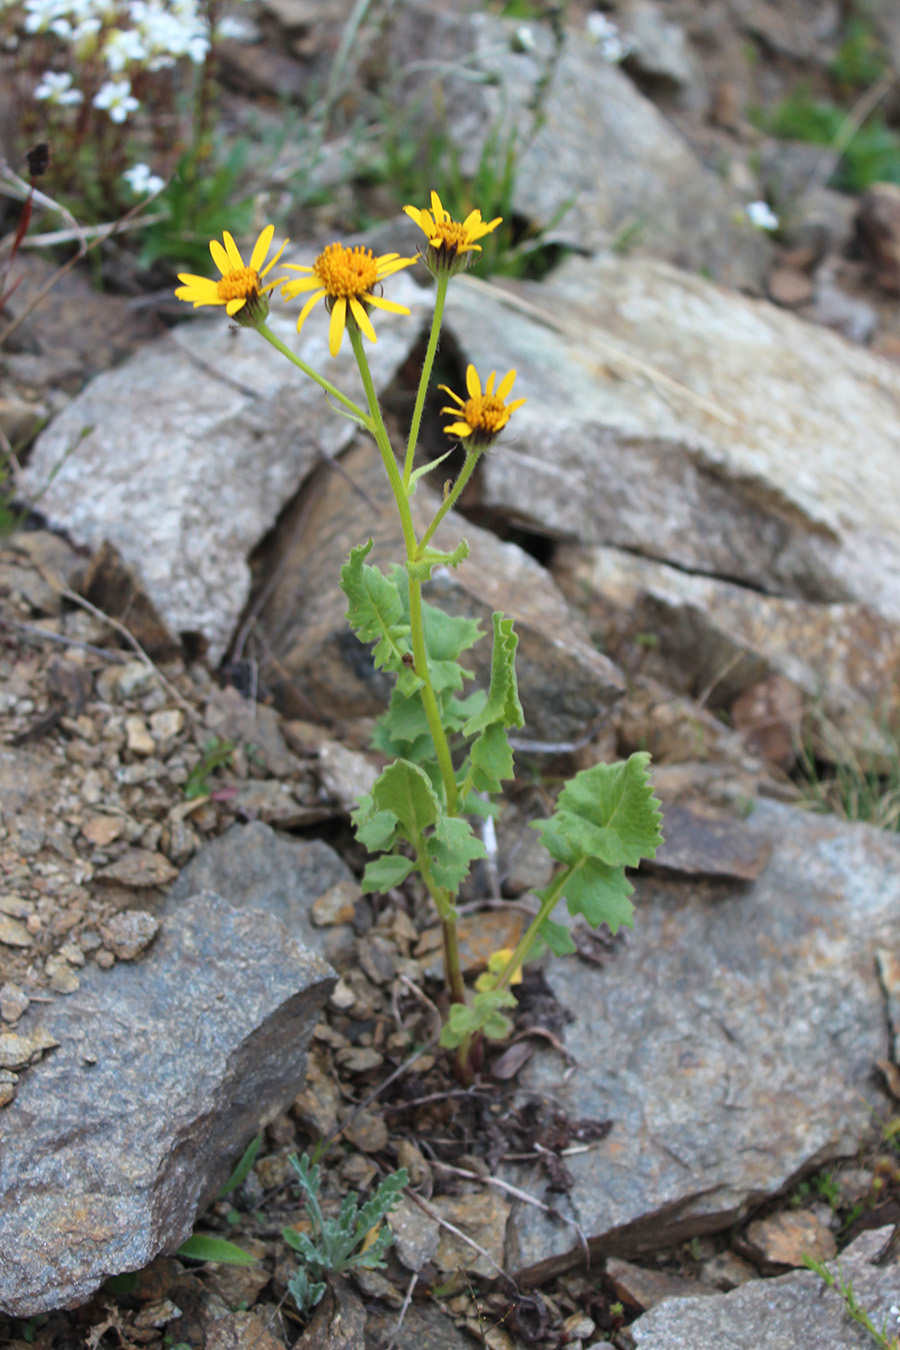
[468,721,515,793]
[216,1133,262,1198]
[463,613,524,735]
[177,1234,257,1265]
[439,990,518,1048]
[351,795,399,851]
[548,857,635,934]
[372,760,441,842]
[361,855,416,893]
[428,816,487,891]
[407,447,455,489]
[535,752,663,869]
[538,917,577,956]
[341,541,422,695]
[407,538,471,581]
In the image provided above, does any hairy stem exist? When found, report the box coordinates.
[350,327,459,817]
[403,272,448,489]
[495,864,574,991]
[257,322,370,424]
[417,447,480,555]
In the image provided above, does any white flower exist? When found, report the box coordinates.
[34,69,84,104]
[122,161,165,194]
[93,77,140,121]
[514,24,535,52]
[746,199,779,231]
[23,0,69,33]
[103,25,147,69]
[586,11,631,63]
[214,12,252,40]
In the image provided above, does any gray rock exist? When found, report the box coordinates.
[0,892,334,1317]
[249,440,624,742]
[21,273,431,663]
[443,255,900,623]
[631,1227,900,1349]
[503,801,898,1281]
[555,544,900,758]
[620,0,706,103]
[378,3,768,288]
[166,820,355,960]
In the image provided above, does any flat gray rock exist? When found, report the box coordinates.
[504,801,898,1281]
[248,440,624,742]
[443,257,900,625]
[166,820,356,960]
[379,2,768,287]
[21,273,431,663]
[631,1228,900,1349]
[0,892,335,1317]
[557,544,900,758]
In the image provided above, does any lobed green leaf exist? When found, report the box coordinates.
[372,759,441,842]
[462,613,524,736]
[535,752,663,869]
[361,854,416,893]
[439,989,518,1048]
[341,541,422,696]
[428,816,487,891]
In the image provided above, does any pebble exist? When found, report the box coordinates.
[81,815,125,847]
[336,1046,384,1074]
[45,955,81,994]
[741,1208,837,1268]
[342,1109,389,1153]
[100,910,160,960]
[0,895,35,918]
[58,941,85,967]
[0,1069,17,1106]
[0,1025,59,1070]
[328,977,356,1010]
[94,849,178,888]
[149,708,183,743]
[0,982,30,1023]
[564,1314,597,1340]
[358,934,397,986]
[125,716,156,757]
[311,880,360,927]
[0,916,33,947]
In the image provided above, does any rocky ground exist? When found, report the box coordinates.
[3,0,900,1347]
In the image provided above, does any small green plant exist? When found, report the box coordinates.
[803,1255,900,1349]
[282,1153,407,1317]
[764,87,900,192]
[183,737,236,799]
[174,195,662,1081]
[829,15,887,90]
[796,717,900,834]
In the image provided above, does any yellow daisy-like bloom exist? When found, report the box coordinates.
[404,190,502,277]
[280,243,417,357]
[439,364,526,449]
[174,225,288,327]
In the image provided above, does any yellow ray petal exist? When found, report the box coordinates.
[466,365,482,400]
[209,238,231,276]
[260,236,289,278]
[225,297,247,315]
[294,289,326,332]
[430,190,444,221]
[282,275,324,298]
[222,231,244,270]
[444,421,473,438]
[249,224,274,273]
[364,294,410,315]
[328,296,347,356]
[485,371,497,396]
[349,295,377,343]
[497,369,517,400]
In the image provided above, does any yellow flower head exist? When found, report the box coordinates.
[404,190,502,277]
[475,947,523,992]
[175,225,288,327]
[280,243,417,357]
[439,364,526,449]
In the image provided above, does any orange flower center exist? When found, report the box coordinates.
[463,395,507,432]
[431,219,472,252]
[313,243,379,298]
[217,267,259,301]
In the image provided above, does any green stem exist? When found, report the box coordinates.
[403,273,449,490]
[417,448,480,555]
[495,864,574,991]
[257,322,370,425]
[349,328,459,817]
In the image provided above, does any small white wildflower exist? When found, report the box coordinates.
[34,69,84,104]
[122,162,165,195]
[890,1303,900,1322]
[23,0,69,33]
[93,77,140,122]
[513,24,535,52]
[103,24,147,69]
[586,10,631,63]
[214,12,251,39]
[746,199,779,231]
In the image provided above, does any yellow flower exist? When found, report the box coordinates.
[280,243,417,357]
[475,947,523,992]
[175,225,288,326]
[439,364,526,448]
[404,190,501,276]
